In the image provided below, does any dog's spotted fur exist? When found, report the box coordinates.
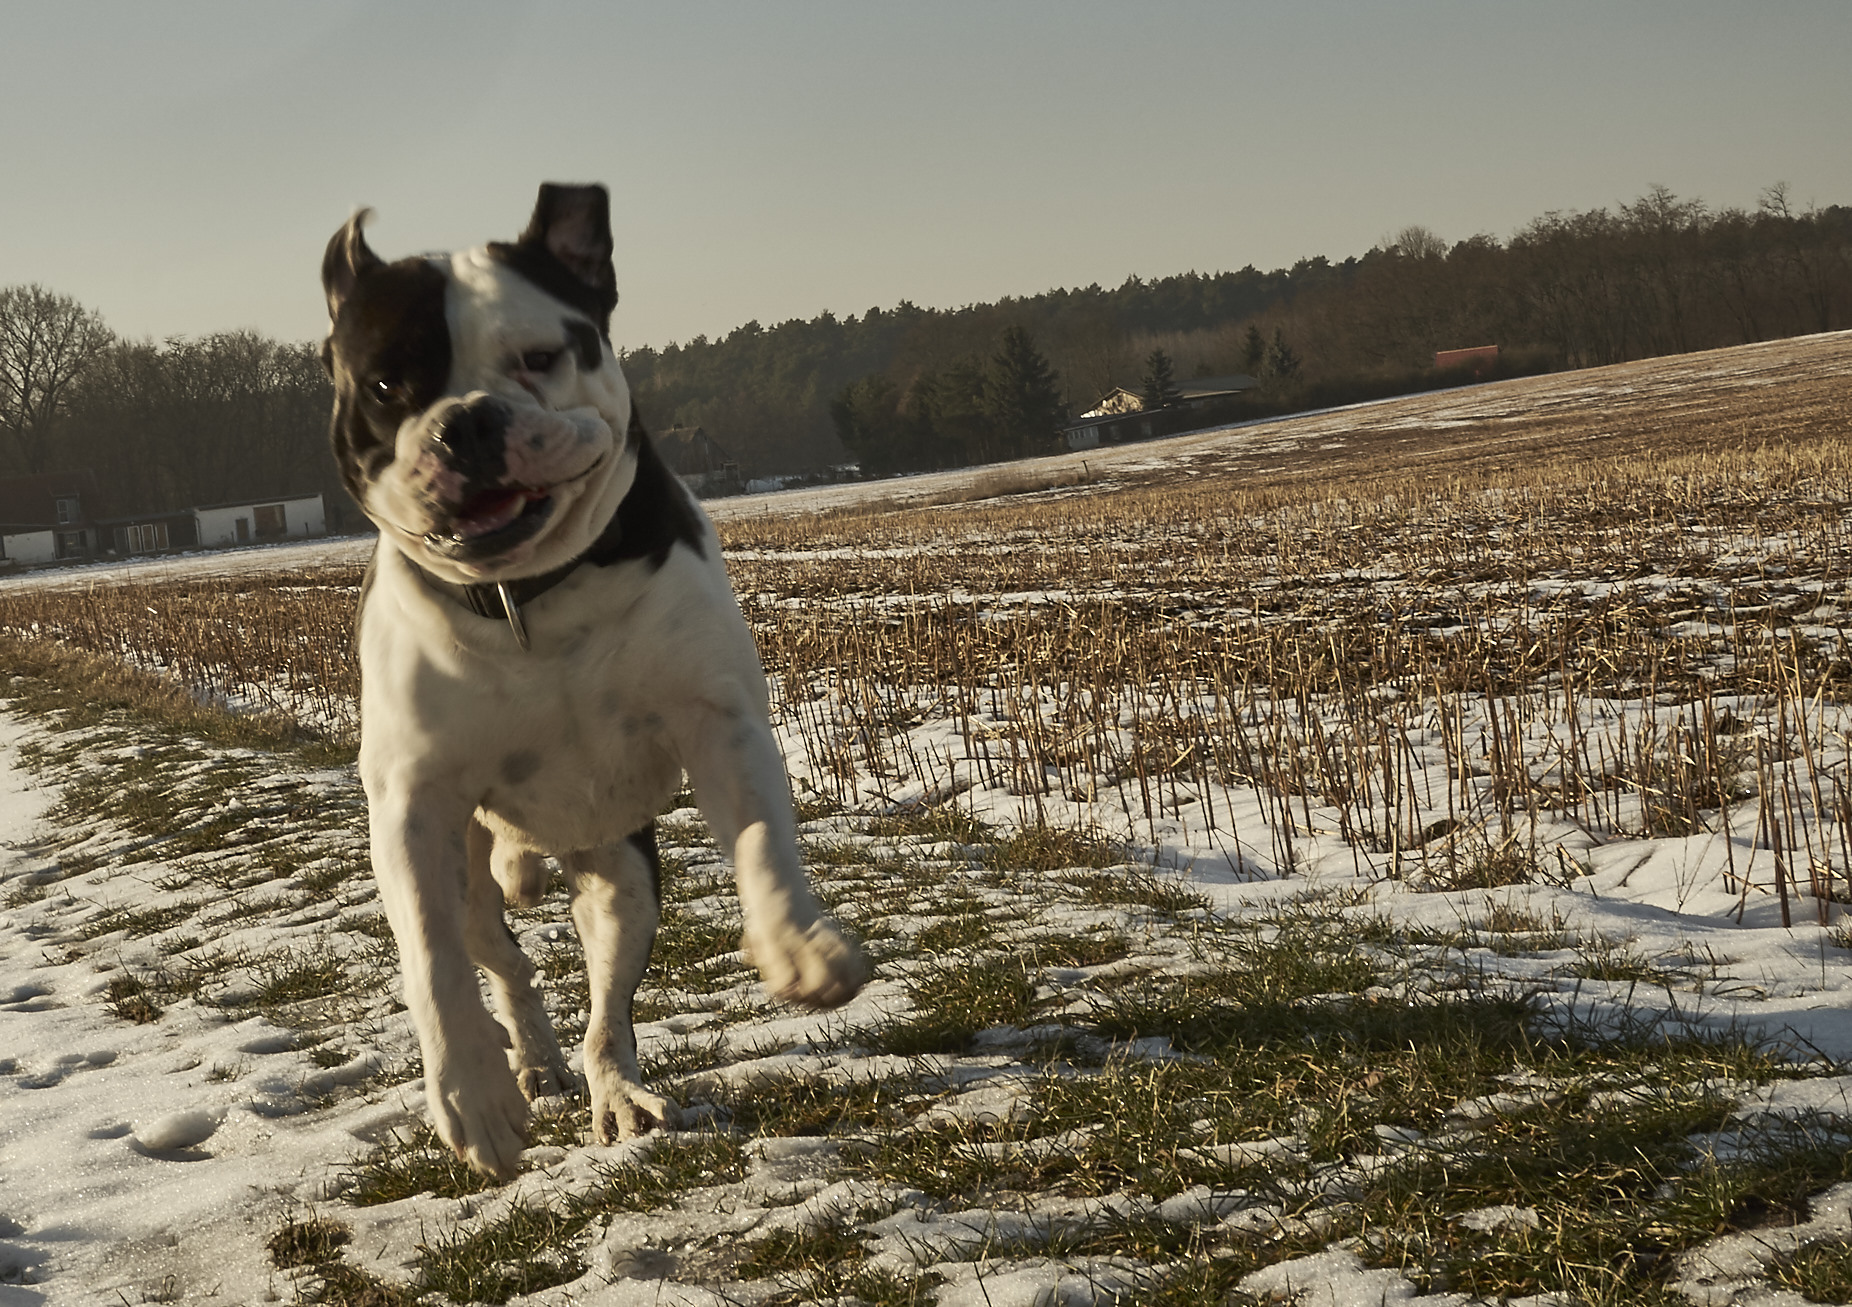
[321,183,865,1178]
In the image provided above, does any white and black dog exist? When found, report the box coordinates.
[320,183,865,1178]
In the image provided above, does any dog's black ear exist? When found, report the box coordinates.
[322,209,382,322]
[519,184,615,300]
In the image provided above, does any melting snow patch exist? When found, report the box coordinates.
[1239,1246,1465,1306]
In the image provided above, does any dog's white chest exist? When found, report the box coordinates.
[474,676,683,850]
[358,552,709,853]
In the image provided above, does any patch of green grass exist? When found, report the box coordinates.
[267,1215,352,1268]
[1364,1086,1734,1300]
[1773,1239,1852,1303]
[1061,868,1210,915]
[340,912,395,941]
[105,973,163,1024]
[342,1126,500,1206]
[1568,938,1681,984]
[1083,928,1388,1053]
[1024,930,1132,968]
[735,1224,869,1279]
[293,857,365,897]
[246,948,360,1012]
[582,1131,749,1213]
[802,837,879,867]
[870,954,1039,1055]
[862,806,993,844]
[914,910,995,952]
[415,1202,587,1305]
[292,1263,419,1307]
[3,879,46,908]
[651,904,743,974]
[79,901,201,940]
[770,1265,944,1307]
[1661,1113,1852,1241]
[848,1116,1092,1204]
[983,822,1125,874]
[204,894,295,927]
[710,1073,910,1138]
[267,1213,418,1307]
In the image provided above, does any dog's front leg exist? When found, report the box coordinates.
[679,700,867,1009]
[368,782,530,1179]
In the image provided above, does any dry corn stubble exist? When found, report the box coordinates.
[1,336,1849,911]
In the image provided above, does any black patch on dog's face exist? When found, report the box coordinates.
[564,318,602,372]
[324,257,452,502]
[486,182,618,337]
[487,241,614,334]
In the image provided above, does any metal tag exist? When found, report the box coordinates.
[498,583,531,651]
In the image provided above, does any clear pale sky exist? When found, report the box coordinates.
[2,1,1846,353]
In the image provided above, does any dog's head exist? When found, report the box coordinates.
[321,183,634,584]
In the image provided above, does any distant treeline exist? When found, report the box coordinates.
[625,184,1852,475]
[1,184,1846,516]
[0,285,350,524]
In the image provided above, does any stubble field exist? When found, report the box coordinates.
[3,331,1852,1306]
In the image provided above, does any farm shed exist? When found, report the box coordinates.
[101,508,200,556]
[193,493,327,547]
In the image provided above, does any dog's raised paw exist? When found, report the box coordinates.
[745,919,867,1010]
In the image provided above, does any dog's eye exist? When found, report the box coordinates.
[368,377,404,405]
[520,349,561,374]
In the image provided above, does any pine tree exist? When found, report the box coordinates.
[980,326,1065,458]
[1139,348,1179,410]
[1265,328,1301,381]
[1241,324,1266,373]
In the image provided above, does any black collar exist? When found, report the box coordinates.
[404,416,706,649]
[411,491,628,644]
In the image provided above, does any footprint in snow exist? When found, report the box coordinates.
[0,982,55,1011]
[14,1048,117,1090]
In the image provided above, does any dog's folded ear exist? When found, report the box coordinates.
[323,209,382,323]
[519,184,616,306]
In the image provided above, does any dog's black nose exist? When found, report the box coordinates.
[430,399,510,485]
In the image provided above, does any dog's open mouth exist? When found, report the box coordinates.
[425,485,554,560]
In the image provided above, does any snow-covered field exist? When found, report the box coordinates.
[4,333,1852,1305]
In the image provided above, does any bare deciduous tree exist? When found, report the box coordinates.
[0,284,113,473]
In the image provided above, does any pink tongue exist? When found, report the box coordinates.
[454,488,530,538]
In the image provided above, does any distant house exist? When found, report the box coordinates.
[1064,374,1259,450]
[193,494,327,547]
[0,470,105,566]
[654,425,743,498]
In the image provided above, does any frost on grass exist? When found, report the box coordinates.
[5,336,1852,1303]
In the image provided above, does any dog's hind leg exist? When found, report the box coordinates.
[563,826,680,1144]
[466,819,574,1099]
[490,843,550,909]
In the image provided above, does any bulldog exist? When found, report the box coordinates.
[319,183,865,1178]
